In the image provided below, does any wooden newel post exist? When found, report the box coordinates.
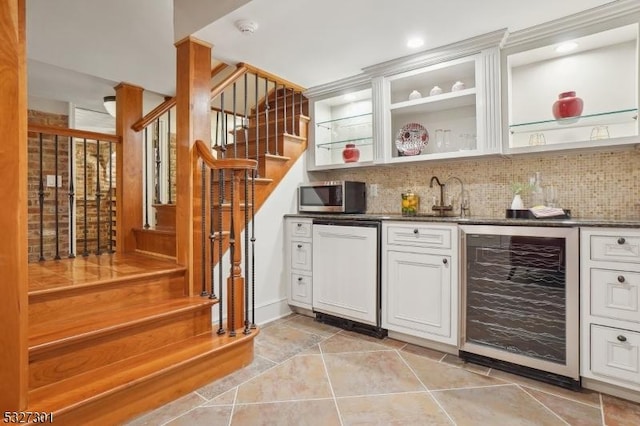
[227,169,245,333]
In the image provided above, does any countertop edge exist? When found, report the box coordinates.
[284,213,640,228]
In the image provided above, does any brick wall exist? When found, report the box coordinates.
[28,110,116,262]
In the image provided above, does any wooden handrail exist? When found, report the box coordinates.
[132,63,233,132]
[193,139,257,171]
[131,97,176,132]
[238,62,306,93]
[28,124,121,143]
[210,64,248,100]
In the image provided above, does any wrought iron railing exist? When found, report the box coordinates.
[27,124,120,261]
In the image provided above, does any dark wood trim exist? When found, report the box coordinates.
[0,0,28,411]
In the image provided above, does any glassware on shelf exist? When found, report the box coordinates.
[443,129,452,151]
[590,126,610,140]
[528,133,546,146]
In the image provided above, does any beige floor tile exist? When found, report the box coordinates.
[125,392,206,425]
[320,333,394,354]
[236,355,332,403]
[488,369,601,407]
[524,388,603,426]
[433,385,566,425]
[204,388,237,406]
[602,394,640,426]
[255,323,326,363]
[324,351,424,397]
[231,400,340,426]
[400,343,447,361]
[165,406,232,425]
[337,392,453,425]
[196,355,276,400]
[298,343,321,355]
[401,351,504,390]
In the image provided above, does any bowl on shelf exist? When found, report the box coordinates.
[395,123,429,156]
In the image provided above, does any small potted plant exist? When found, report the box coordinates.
[510,181,532,209]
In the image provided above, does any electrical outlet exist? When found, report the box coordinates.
[46,175,62,188]
[369,183,378,197]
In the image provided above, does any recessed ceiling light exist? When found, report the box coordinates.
[556,42,578,53]
[407,37,424,49]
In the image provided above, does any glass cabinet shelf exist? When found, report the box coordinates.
[509,108,638,134]
[316,137,373,150]
[315,112,372,128]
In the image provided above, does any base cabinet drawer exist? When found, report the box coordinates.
[591,324,640,385]
[386,225,452,249]
[590,234,640,264]
[590,269,640,323]
[290,273,312,306]
[290,241,312,271]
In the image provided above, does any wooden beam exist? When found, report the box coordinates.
[0,0,28,411]
[28,123,121,143]
[115,83,144,253]
[175,36,212,295]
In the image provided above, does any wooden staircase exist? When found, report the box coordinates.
[26,253,256,424]
[135,82,310,260]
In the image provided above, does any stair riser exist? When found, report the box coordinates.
[245,117,305,137]
[254,96,308,114]
[39,339,254,425]
[29,271,185,325]
[134,229,176,258]
[29,307,213,389]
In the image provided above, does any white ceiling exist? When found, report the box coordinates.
[26,0,617,113]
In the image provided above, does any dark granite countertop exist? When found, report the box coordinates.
[285,213,640,228]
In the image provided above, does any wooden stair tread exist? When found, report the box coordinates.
[29,297,216,353]
[28,328,258,414]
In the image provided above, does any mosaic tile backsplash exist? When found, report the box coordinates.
[310,149,640,220]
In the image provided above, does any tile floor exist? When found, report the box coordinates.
[128,314,640,425]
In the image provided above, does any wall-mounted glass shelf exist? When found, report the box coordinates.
[509,108,638,134]
[316,137,373,150]
[316,112,372,129]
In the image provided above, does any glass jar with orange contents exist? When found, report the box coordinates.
[401,190,419,216]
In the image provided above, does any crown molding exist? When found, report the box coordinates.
[362,29,507,78]
[503,0,640,50]
[304,73,371,98]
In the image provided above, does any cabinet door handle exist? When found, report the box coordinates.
[618,275,626,283]
[297,223,303,227]
[413,228,419,234]
[618,237,626,245]
[617,335,627,342]
[298,277,303,282]
[297,244,302,248]
[442,258,448,265]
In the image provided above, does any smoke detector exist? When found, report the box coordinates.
[235,20,258,35]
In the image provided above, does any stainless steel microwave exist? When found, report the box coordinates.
[298,181,366,213]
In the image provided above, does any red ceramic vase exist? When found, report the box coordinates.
[342,143,360,163]
[552,91,584,119]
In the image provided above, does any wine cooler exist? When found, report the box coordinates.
[459,225,579,389]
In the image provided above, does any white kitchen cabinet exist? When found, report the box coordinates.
[502,3,640,154]
[306,82,374,170]
[382,222,458,346]
[581,227,640,393]
[285,218,313,309]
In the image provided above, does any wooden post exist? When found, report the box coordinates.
[227,170,245,332]
[175,37,212,295]
[115,83,143,253]
[0,0,28,411]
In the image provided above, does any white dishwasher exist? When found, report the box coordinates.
[312,219,386,338]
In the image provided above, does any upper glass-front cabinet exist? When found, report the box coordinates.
[504,17,639,153]
[310,87,373,169]
[380,49,502,164]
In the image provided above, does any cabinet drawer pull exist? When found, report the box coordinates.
[618,237,626,245]
[617,335,627,342]
[413,228,419,234]
[442,258,448,265]
[297,223,302,227]
[298,277,303,282]
[618,275,626,283]
[297,244,302,248]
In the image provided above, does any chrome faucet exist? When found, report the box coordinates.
[429,176,453,216]
[445,176,469,217]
